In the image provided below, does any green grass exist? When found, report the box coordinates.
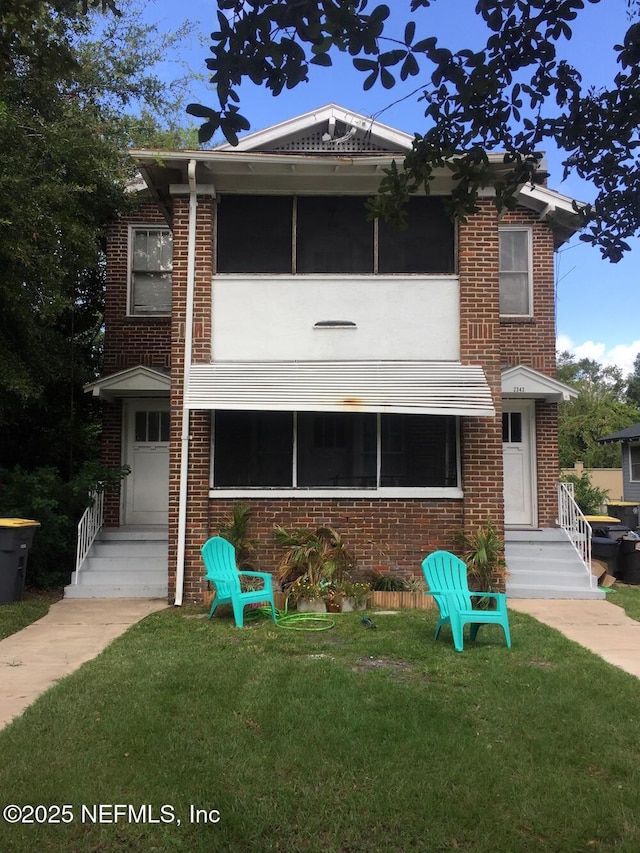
[0,592,54,640]
[609,583,640,621]
[2,606,640,852]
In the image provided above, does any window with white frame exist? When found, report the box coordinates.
[130,227,173,315]
[630,445,640,481]
[499,227,532,316]
[212,411,458,491]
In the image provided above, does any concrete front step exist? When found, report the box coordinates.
[100,527,168,542]
[505,527,604,600]
[64,583,168,599]
[505,585,603,600]
[83,555,167,573]
[91,541,167,558]
[64,527,169,600]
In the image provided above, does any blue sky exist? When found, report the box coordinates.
[143,0,640,374]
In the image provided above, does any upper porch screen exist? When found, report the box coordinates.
[216,196,455,274]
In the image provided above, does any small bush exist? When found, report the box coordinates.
[368,573,408,592]
[0,463,128,589]
[560,471,609,516]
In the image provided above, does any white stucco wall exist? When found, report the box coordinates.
[211,275,460,361]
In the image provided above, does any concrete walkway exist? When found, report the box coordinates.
[509,598,640,678]
[0,598,167,730]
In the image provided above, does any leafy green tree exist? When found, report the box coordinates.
[557,351,640,468]
[0,0,201,584]
[191,0,640,261]
[0,0,199,472]
[626,353,640,408]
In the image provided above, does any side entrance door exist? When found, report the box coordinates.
[123,399,170,526]
[502,401,536,527]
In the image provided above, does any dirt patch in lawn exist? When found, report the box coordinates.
[352,656,417,680]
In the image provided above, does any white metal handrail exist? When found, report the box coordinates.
[75,489,104,581]
[557,481,595,589]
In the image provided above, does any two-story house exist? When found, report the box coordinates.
[72,104,600,603]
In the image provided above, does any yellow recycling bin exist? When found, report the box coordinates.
[0,519,40,603]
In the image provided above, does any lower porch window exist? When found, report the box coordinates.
[212,411,458,491]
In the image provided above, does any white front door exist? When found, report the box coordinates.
[502,401,536,527]
[123,400,170,525]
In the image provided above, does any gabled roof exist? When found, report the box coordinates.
[599,424,640,444]
[501,365,578,402]
[216,103,413,154]
[85,365,170,401]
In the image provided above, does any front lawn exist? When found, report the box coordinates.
[610,583,640,621]
[0,592,55,640]
[1,606,640,852]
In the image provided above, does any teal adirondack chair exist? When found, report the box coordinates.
[421,550,511,652]
[201,536,277,628]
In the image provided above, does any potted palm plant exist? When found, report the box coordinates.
[456,518,506,605]
[274,524,356,612]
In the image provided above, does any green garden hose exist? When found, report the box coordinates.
[250,599,336,631]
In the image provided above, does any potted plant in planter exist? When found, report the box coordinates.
[274,524,355,612]
[336,579,372,612]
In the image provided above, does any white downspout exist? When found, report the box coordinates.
[174,159,198,606]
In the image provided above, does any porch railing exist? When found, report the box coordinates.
[75,489,104,581]
[557,481,596,589]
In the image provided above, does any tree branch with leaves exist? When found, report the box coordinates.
[190,0,640,260]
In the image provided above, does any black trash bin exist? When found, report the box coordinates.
[0,519,40,603]
[607,502,640,532]
[589,520,631,578]
[619,537,640,583]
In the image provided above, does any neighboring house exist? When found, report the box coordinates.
[599,425,640,503]
[80,104,585,604]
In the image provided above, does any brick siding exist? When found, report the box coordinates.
[104,194,561,602]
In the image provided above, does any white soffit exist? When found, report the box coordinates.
[185,361,495,417]
[502,365,577,402]
[85,365,170,401]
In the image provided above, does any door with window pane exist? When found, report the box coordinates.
[502,402,535,526]
[124,400,170,525]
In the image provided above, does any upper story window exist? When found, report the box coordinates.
[499,227,532,316]
[130,227,173,315]
[216,195,455,274]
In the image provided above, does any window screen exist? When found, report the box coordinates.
[296,197,374,273]
[212,411,458,490]
[380,415,457,487]
[378,197,455,273]
[214,411,293,487]
[216,196,293,272]
[297,413,377,487]
[630,446,640,482]
[131,228,172,315]
[215,195,457,275]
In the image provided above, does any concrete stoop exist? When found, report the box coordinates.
[64,527,168,599]
[506,527,604,600]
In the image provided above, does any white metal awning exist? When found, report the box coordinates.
[185,361,495,417]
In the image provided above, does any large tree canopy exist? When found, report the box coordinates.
[189,0,640,261]
[0,0,200,584]
[0,0,197,461]
[557,351,640,468]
